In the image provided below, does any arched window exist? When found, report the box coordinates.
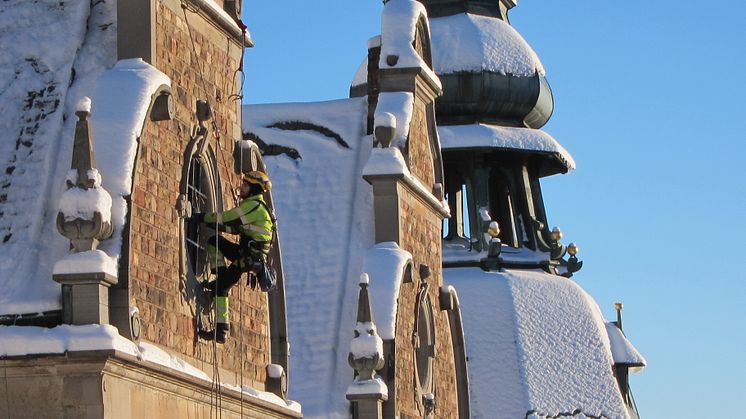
[180,145,222,281]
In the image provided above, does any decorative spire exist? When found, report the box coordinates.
[347,274,388,418]
[56,98,113,252]
[70,98,97,189]
[348,274,386,380]
[53,97,117,326]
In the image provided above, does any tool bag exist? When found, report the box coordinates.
[255,257,276,292]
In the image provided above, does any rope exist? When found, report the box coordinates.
[234,23,248,417]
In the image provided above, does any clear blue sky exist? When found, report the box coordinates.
[243,2,746,417]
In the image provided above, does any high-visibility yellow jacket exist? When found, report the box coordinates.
[204,194,273,253]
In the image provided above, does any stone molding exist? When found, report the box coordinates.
[365,172,450,219]
[379,67,442,103]
[181,0,254,47]
[0,350,301,418]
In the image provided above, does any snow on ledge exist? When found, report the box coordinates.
[52,249,118,277]
[346,376,388,397]
[438,124,575,171]
[362,242,413,340]
[363,147,408,177]
[605,322,647,371]
[0,324,301,413]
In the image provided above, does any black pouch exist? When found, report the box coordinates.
[251,259,276,292]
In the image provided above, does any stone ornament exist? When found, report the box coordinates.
[56,100,113,252]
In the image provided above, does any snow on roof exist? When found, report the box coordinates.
[380,0,442,89]
[0,0,170,316]
[243,98,375,418]
[429,13,545,77]
[605,322,647,370]
[445,268,629,419]
[0,324,299,412]
[362,242,413,340]
[439,123,576,171]
[0,0,116,315]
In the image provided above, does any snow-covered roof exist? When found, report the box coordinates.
[605,322,647,370]
[429,12,545,77]
[439,123,576,171]
[243,98,375,418]
[445,268,629,419]
[0,0,149,316]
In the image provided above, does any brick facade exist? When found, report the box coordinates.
[122,0,271,389]
[404,98,436,189]
[395,185,459,419]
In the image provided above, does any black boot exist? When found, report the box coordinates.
[198,322,228,343]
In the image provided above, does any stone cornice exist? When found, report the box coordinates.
[183,0,254,47]
[379,67,443,102]
[1,350,301,418]
[364,172,450,219]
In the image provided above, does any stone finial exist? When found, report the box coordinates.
[347,274,388,418]
[56,101,113,252]
[348,274,385,380]
[54,98,116,326]
[374,112,396,148]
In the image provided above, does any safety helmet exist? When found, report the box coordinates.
[241,170,272,192]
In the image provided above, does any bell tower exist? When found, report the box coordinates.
[423,0,579,274]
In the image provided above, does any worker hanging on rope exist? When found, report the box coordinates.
[191,170,276,343]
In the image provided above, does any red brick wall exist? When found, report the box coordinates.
[126,0,270,388]
[404,98,436,189]
[389,89,458,418]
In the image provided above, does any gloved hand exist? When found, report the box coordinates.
[191,212,205,223]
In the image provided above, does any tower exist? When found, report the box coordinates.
[421,1,646,418]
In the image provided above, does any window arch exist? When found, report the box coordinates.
[180,141,223,282]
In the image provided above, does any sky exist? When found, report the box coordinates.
[242,1,746,418]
